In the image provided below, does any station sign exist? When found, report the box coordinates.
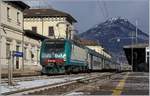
[13,51,23,57]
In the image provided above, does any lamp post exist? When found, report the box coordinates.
[116,38,123,71]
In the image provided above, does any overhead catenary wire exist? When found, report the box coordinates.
[103,1,109,19]
[43,0,53,9]
[97,0,110,20]
[21,0,53,9]
[97,0,107,20]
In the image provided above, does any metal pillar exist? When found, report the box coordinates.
[131,31,134,72]
[0,0,2,93]
[8,51,13,86]
[135,20,138,44]
[102,58,105,69]
[22,33,24,71]
[22,15,25,71]
[90,54,93,70]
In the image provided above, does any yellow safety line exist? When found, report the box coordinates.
[112,72,129,96]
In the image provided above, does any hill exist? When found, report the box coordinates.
[80,17,149,64]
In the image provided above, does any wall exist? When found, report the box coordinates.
[0,1,24,73]
[23,36,42,71]
[1,2,23,31]
[24,17,74,39]
[0,27,42,74]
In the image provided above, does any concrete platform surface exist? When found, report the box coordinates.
[66,72,149,95]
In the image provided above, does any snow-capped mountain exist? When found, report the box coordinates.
[80,17,149,63]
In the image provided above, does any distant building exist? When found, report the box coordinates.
[78,39,112,59]
[87,46,112,59]
[23,8,77,40]
[123,43,149,72]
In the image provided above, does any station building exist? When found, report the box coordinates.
[0,1,48,77]
[0,1,28,76]
[23,8,77,40]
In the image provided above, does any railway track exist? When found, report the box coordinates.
[27,73,119,95]
[1,73,92,84]
[63,72,126,96]
[3,72,119,95]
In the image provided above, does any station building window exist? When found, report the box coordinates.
[6,43,10,59]
[7,7,11,22]
[31,47,35,61]
[17,12,20,25]
[7,7,10,18]
[32,26,37,33]
[24,47,27,60]
[48,26,54,36]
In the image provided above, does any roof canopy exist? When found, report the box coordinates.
[24,30,48,41]
[123,43,149,48]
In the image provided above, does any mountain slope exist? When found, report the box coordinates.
[80,17,149,63]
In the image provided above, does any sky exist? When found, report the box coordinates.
[24,0,149,34]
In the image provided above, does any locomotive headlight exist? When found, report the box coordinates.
[63,54,66,60]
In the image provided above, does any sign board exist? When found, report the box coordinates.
[13,51,23,57]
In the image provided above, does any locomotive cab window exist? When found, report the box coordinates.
[42,41,65,59]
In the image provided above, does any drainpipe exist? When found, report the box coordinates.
[22,13,25,71]
[41,17,44,36]
[22,31,24,71]
[66,24,69,40]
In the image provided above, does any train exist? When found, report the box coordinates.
[40,39,121,75]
